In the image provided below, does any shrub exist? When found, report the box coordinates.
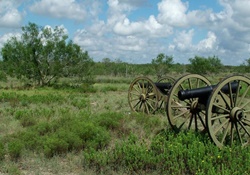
[43,136,69,158]
[0,142,5,161]
[93,112,123,130]
[8,140,23,160]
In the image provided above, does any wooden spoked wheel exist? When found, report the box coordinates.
[206,75,250,148]
[128,77,159,114]
[157,76,176,110]
[166,74,211,132]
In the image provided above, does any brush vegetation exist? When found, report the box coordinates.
[0,76,249,175]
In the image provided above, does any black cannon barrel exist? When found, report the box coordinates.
[154,82,172,90]
[154,82,172,95]
[178,81,239,101]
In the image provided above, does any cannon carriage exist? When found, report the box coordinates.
[128,74,250,148]
[166,74,250,148]
[128,76,176,114]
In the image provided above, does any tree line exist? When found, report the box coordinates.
[0,22,249,86]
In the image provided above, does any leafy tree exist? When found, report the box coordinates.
[151,53,174,78]
[0,61,7,82]
[1,22,93,86]
[239,58,250,73]
[188,56,223,74]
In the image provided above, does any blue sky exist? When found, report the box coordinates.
[1,0,250,65]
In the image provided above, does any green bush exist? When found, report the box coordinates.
[43,136,69,158]
[99,85,118,92]
[94,112,123,130]
[56,129,83,151]
[0,142,5,161]
[18,130,42,151]
[81,129,250,175]
[14,109,37,127]
[71,98,89,109]
[8,140,23,160]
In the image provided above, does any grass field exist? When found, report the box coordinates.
[0,75,250,175]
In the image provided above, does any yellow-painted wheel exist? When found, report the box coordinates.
[128,77,159,114]
[166,74,211,132]
[206,75,250,148]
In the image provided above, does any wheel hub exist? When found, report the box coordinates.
[190,100,199,113]
[140,94,147,102]
[230,107,244,122]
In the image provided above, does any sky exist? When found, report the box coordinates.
[0,0,250,65]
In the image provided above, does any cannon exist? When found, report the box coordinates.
[166,74,250,148]
[128,76,176,114]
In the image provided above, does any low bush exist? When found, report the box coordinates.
[7,140,24,160]
[0,142,5,161]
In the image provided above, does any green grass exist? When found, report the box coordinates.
[0,78,249,175]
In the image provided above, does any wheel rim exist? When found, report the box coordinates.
[157,76,176,111]
[128,77,159,114]
[206,75,250,148]
[166,74,211,132]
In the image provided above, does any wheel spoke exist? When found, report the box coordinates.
[234,80,241,106]
[132,100,141,109]
[235,123,243,145]
[241,117,250,125]
[237,85,250,106]
[171,105,190,109]
[178,113,192,130]
[239,122,250,137]
[187,114,194,130]
[188,78,192,89]
[173,110,190,120]
[228,82,234,107]
[194,114,198,131]
[220,121,230,145]
[240,100,250,109]
[142,80,145,93]
[219,90,231,110]
[211,114,229,121]
[214,118,230,135]
[145,102,150,114]
[145,100,156,112]
[196,78,200,88]
[136,82,143,93]
[198,113,206,129]
[230,123,235,146]
[212,103,230,113]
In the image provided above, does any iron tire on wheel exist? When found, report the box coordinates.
[128,77,159,114]
[206,75,250,148]
[166,74,211,132]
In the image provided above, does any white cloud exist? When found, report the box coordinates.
[173,29,194,52]
[2,0,250,65]
[0,0,24,28]
[29,0,87,21]
[113,18,144,36]
[197,31,217,52]
[157,0,188,27]
[0,32,21,49]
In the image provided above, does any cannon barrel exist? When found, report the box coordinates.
[138,82,172,89]
[154,82,172,95]
[154,82,172,90]
[178,81,239,101]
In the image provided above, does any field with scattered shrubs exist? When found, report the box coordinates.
[0,76,249,175]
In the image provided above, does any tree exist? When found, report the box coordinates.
[1,22,93,86]
[240,58,250,73]
[0,61,7,82]
[151,53,174,78]
[188,56,223,74]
